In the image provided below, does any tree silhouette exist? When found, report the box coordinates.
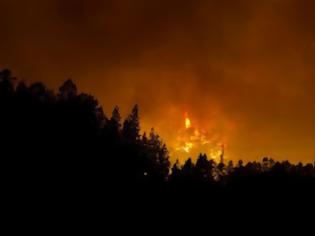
[110,106,121,132]
[123,105,140,142]
[195,154,214,181]
[170,159,181,182]
[0,69,15,98]
[0,68,314,211]
[58,79,78,99]
[182,158,195,180]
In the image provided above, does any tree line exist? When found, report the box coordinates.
[1,69,314,205]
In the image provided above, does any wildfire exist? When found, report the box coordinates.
[175,113,226,162]
[182,142,193,153]
[185,117,191,129]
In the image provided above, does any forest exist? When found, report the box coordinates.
[1,69,314,211]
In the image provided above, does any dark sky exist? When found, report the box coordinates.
[1,0,315,162]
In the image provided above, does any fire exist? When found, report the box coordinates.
[175,113,226,162]
[182,142,193,153]
[185,117,191,129]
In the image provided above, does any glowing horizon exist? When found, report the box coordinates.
[1,0,315,163]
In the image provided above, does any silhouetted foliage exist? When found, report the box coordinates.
[122,105,140,142]
[1,69,314,214]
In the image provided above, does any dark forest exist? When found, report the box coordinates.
[0,70,315,202]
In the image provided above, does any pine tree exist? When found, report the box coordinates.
[58,79,77,100]
[170,159,181,182]
[182,158,195,179]
[122,105,140,142]
[110,106,121,131]
[195,154,213,180]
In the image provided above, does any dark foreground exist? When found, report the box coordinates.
[1,69,314,227]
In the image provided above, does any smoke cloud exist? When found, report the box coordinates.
[1,0,315,162]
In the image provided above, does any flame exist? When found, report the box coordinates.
[182,142,193,153]
[175,113,226,162]
[185,117,191,129]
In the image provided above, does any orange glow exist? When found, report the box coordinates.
[184,112,192,130]
[185,117,191,129]
[174,113,226,162]
[1,1,315,164]
[182,142,194,153]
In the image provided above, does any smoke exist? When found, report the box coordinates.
[0,0,315,162]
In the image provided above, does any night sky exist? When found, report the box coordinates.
[1,0,315,163]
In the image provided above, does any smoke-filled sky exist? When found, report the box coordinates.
[1,0,315,163]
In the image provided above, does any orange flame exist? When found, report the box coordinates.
[185,117,191,129]
[175,113,227,162]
